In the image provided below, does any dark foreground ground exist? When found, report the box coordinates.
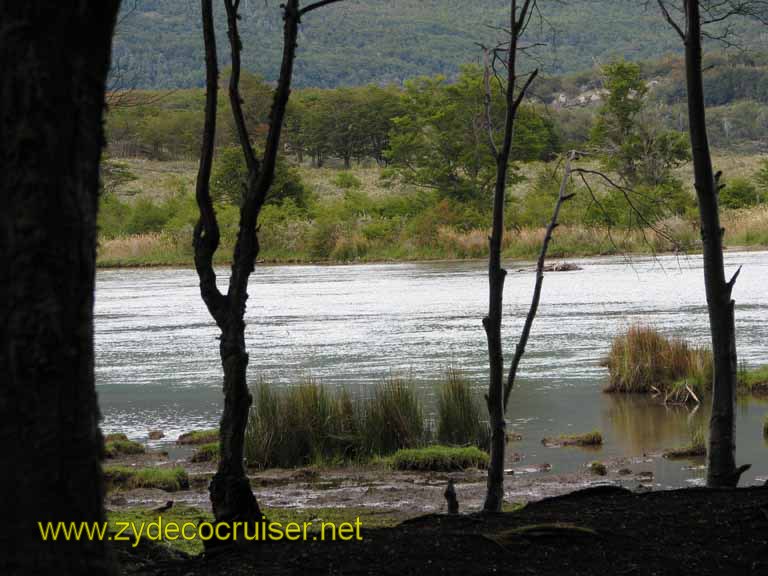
[116,485,768,575]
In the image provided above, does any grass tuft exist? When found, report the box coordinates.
[542,431,603,448]
[361,377,425,456]
[603,325,712,400]
[105,439,145,458]
[190,442,219,463]
[436,368,489,450]
[104,466,189,492]
[177,429,218,445]
[390,446,489,471]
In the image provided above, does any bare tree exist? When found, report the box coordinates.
[482,0,568,513]
[194,0,344,527]
[0,2,120,574]
[655,0,766,487]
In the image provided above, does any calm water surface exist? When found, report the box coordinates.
[95,251,768,487]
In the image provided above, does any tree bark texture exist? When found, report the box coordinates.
[0,2,120,574]
[682,0,746,488]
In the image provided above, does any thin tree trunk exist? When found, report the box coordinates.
[483,0,537,513]
[682,0,748,488]
[0,2,120,574]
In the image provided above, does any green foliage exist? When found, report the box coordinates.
[436,369,489,449]
[333,172,363,190]
[387,66,557,205]
[390,446,489,471]
[210,146,311,208]
[103,466,189,492]
[720,177,764,209]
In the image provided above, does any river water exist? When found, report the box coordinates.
[95,250,768,487]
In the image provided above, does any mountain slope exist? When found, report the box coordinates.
[112,0,763,89]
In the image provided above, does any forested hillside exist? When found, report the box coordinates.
[112,0,764,89]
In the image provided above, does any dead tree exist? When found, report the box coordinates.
[483,0,538,512]
[194,0,344,526]
[0,2,120,574]
[655,0,764,487]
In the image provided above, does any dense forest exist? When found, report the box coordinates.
[112,0,768,89]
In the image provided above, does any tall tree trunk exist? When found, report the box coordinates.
[682,0,747,488]
[483,0,537,513]
[0,2,120,574]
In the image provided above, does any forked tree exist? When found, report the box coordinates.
[655,0,766,487]
[194,0,343,525]
[481,0,576,512]
[0,2,121,574]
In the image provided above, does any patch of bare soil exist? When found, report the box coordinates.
[115,485,768,575]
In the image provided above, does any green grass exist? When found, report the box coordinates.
[542,431,603,447]
[105,439,146,458]
[436,368,489,450]
[390,446,489,471]
[176,429,218,446]
[740,365,768,395]
[361,377,425,457]
[104,466,190,492]
[190,442,219,463]
[663,426,707,459]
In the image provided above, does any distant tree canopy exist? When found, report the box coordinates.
[386,66,559,205]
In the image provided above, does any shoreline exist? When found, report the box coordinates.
[95,244,768,271]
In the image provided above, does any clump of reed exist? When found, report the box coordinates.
[663,426,707,459]
[103,466,189,492]
[245,379,361,469]
[360,377,425,456]
[245,372,491,469]
[436,368,489,450]
[603,324,712,401]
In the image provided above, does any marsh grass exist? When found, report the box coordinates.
[245,379,362,469]
[177,429,219,445]
[361,377,425,456]
[104,439,145,458]
[436,368,489,449]
[390,446,489,471]
[542,430,603,448]
[190,442,219,463]
[603,325,713,400]
[664,426,707,459]
[104,466,189,492]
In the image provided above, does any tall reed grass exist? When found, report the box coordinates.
[436,368,489,449]
[244,373,490,469]
[603,324,712,400]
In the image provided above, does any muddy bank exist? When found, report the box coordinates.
[106,445,684,519]
[115,485,768,575]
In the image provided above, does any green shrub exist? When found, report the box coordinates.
[333,172,363,190]
[391,446,489,471]
[720,177,763,209]
[436,369,489,449]
[104,466,189,492]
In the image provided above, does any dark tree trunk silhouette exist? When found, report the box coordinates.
[194,0,344,528]
[482,0,539,513]
[0,2,120,574]
[658,0,752,487]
